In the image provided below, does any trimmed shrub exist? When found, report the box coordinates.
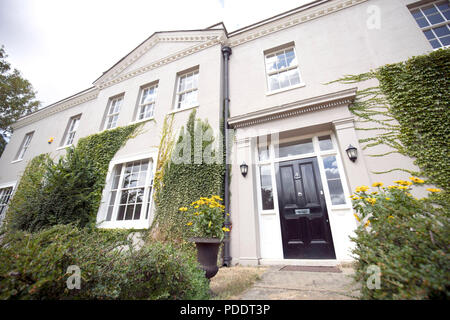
[0,225,210,300]
[351,180,449,299]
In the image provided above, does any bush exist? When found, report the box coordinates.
[350,179,450,299]
[0,225,210,299]
[6,124,140,232]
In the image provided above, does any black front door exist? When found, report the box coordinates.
[275,157,336,259]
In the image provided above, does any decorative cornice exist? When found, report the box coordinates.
[12,88,99,130]
[228,87,357,129]
[94,31,226,89]
[227,0,368,47]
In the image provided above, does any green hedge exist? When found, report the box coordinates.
[6,124,141,232]
[0,224,210,299]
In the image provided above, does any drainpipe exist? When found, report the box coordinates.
[222,45,232,267]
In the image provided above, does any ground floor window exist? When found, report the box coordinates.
[0,186,13,224]
[105,158,154,223]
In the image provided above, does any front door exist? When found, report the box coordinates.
[275,157,336,259]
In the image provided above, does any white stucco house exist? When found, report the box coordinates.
[0,0,448,266]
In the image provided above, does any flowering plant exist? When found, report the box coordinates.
[179,195,230,240]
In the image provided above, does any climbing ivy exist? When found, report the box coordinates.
[6,123,142,232]
[151,110,225,242]
[330,48,449,200]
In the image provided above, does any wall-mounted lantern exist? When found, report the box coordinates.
[240,162,248,177]
[346,144,358,162]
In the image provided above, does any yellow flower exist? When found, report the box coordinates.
[427,188,441,193]
[364,220,371,227]
[371,191,378,195]
[222,227,230,232]
[208,221,212,228]
[372,182,383,187]
[409,176,425,184]
[353,213,360,222]
[388,215,394,220]
[194,205,199,209]
[186,222,193,226]
[356,185,370,192]
[226,213,230,216]
[385,197,391,200]
[365,198,376,205]
[194,212,200,216]
[387,185,398,190]
[398,186,408,190]
[394,180,412,186]
[178,207,188,212]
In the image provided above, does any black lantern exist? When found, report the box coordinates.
[240,162,248,177]
[346,144,358,162]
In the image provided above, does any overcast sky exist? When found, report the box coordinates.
[0,0,313,107]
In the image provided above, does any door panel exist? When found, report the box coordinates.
[276,157,336,259]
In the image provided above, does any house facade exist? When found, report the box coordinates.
[0,0,448,265]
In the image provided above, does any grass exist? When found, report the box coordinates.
[209,265,268,300]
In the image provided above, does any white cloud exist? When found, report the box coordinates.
[0,0,312,106]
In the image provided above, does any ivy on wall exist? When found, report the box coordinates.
[151,110,225,242]
[330,48,449,201]
[6,123,142,232]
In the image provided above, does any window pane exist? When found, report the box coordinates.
[277,138,314,158]
[427,13,445,24]
[259,165,274,210]
[265,54,277,73]
[411,9,424,19]
[278,70,290,88]
[276,51,287,70]
[415,17,430,27]
[430,39,442,48]
[125,205,134,220]
[440,35,450,46]
[433,25,450,37]
[288,68,300,86]
[422,4,438,16]
[318,135,333,151]
[322,156,346,205]
[258,143,270,161]
[423,29,436,40]
[268,74,280,91]
[285,49,297,67]
[117,205,126,220]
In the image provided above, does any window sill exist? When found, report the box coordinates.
[168,105,199,115]
[56,145,72,151]
[265,83,306,96]
[10,159,23,164]
[129,117,155,125]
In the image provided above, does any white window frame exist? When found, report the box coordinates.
[174,69,199,111]
[14,131,34,161]
[97,151,157,229]
[409,1,450,49]
[0,181,16,226]
[62,114,81,147]
[104,96,123,130]
[136,83,158,121]
[264,45,304,94]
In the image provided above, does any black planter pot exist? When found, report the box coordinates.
[190,237,221,279]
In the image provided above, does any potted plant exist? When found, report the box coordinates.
[179,195,230,279]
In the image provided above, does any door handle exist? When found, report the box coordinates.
[298,192,302,197]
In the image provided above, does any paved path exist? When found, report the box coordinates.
[238,266,360,300]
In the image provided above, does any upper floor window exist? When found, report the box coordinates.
[62,114,81,147]
[104,96,123,130]
[137,83,158,121]
[15,131,34,161]
[175,69,199,110]
[410,1,450,49]
[264,45,302,92]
